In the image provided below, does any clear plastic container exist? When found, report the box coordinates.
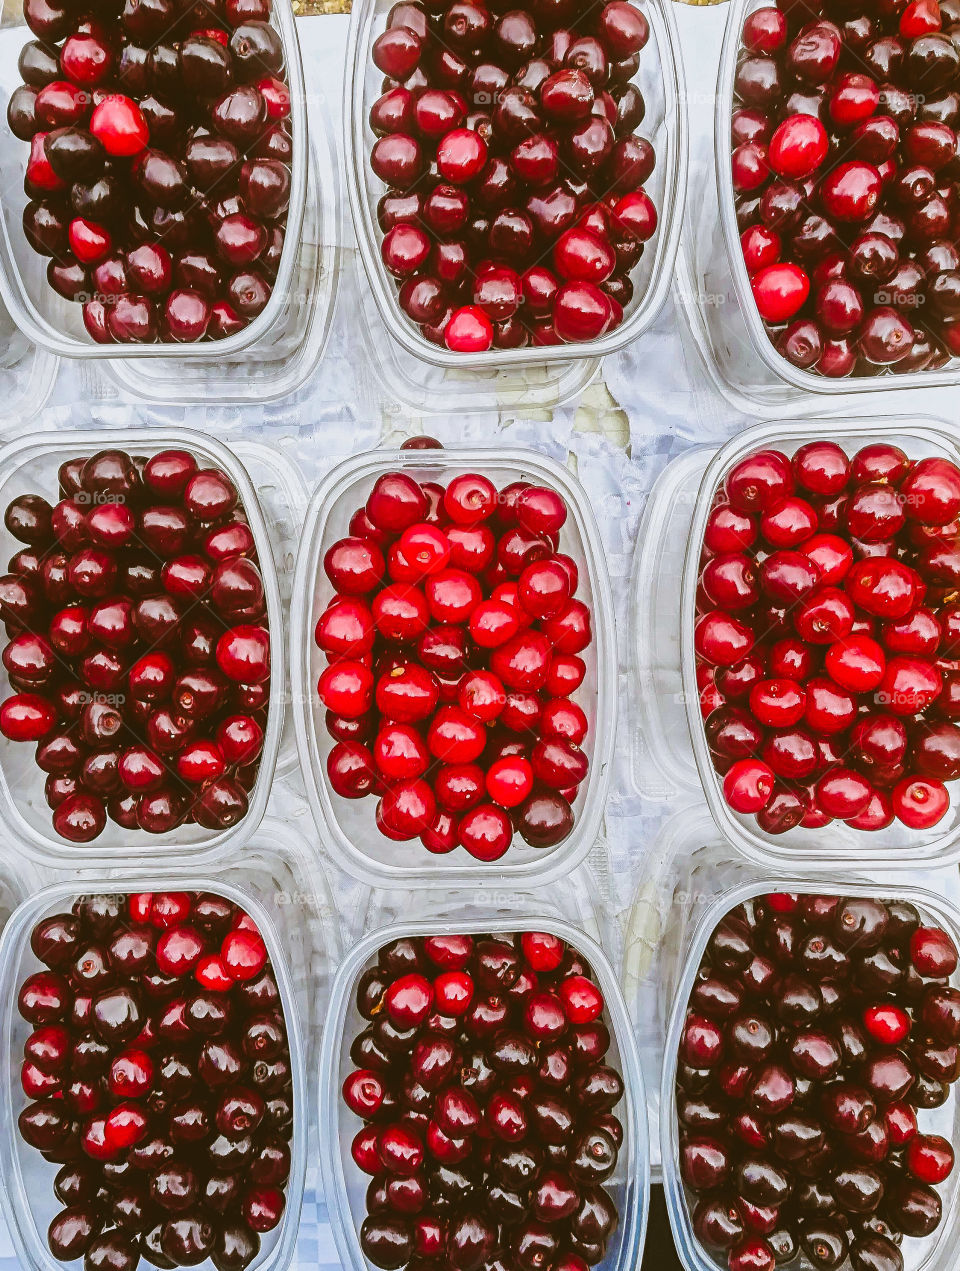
[0,859,313,1271]
[658,864,960,1271]
[629,445,707,800]
[319,901,649,1271]
[342,0,688,377]
[215,812,343,1051]
[0,426,285,868]
[682,0,960,410]
[101,124,340,405]
[290,446,617,888]
[0,302,58,436]
[671,415,960,871]
[622,806,763,1181]
[0,9,308,362]
[0,852,41,950]
[228,437,310,779]
[359,862,613,948]
[353,261,603,418]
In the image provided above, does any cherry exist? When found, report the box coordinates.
[742,225,781,275]
[384,973,434,1028]
[723,759,774,813]
[769,114,828,178]
[373,27,422,78]
[824,634,886,691]
[906,1134,954,1184]
[88,95,147,157]
[752,263,810,323]
[863,1002,911,1045]
[485,756,533,808]
[911,926,958,975]
[902,458,960,525]
[846,559,919,620]
[695,612,755,667]
[879,656,942,716]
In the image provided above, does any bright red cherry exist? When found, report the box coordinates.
[751,263,810,323]
[863,1003,911,1045]
[89,95,149,156]
[768,113,828,178]
[741,225,781,274]
[558,974,603,1023]
[723,759,774,813]
[824,634,886,691]
[437,128,487,183]
[906,1135,955,1185]
[445,306,493,352]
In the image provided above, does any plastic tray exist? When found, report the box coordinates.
[630,414,960,871]
[229,437,310,780]
[102,123,341,405]
[658,866,960,1271]
[0,302,57,436]
[0,851,40,951]
[0,865,312,1271]
[291,445,617,888]
[343,0,688,377]
[0,426,286,868]
[0,10,308,362]
[630,444,708,799]
[681,0,960,410]
[623,806,762,1181]
[353,260,603,418]
[319,903,649,1271]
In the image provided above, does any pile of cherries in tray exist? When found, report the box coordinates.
[17,890,294,1271]
[7,0,293,344]
[0,447,271,844]
[316,445,593,862]
[732,0,960,377]
[678,893,960,1271]
[345,931,625,1271]
[695,440,960,835]
[368,0,660,352]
